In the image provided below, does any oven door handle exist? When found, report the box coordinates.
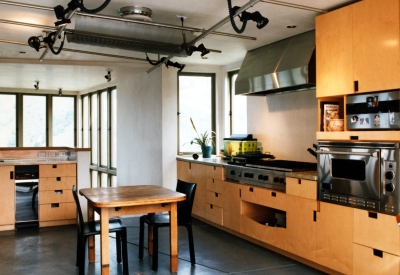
[316,150,379,157]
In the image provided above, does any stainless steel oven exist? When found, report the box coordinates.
[317,141,399,215]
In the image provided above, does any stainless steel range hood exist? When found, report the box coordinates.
[235,30,316,96]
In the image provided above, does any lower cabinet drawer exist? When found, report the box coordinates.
[40,177,76,191]
[39,202,76,222]
[39,190,74,204]
[354,209,400,256]
[206,203,223,226]
[206,191,223,207]
[241,186,286,211]
[353,243,400,275]
[240,214,286,250]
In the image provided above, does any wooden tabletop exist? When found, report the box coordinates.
[79,185,186,208]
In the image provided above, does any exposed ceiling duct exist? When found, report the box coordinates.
[235,30,316,95]
[66,13,198,57]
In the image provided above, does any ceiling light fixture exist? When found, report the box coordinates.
[53,0,111,27]
[58,88,62,96]
[105,71,111,82]
[227,0,269,34]
[34,81,40,90]
[145,54,185,72]
[28,31,66,55]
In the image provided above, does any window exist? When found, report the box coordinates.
[81,87,117,187]
[178,73,216,154]
[0,94,16,147]
[229,70,247,135]
[0,92,76,147]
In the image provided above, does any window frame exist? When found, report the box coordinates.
[81,87,117,187]
[228,70,239,136]
[177,72,216,155]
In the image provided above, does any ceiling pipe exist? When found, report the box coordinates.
[147,0,262,73]
[0,0,256,41]
[260,0,328,13]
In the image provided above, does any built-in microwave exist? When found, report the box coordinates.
[317,141,399,215]
[346,90,400,130]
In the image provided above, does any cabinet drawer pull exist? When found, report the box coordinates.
[368,212,378,219]
[210,204,213,209]
[54,190,63,195]
[298,179,301,184]
[373,249,383,258]
[56,177,61,181]
[51,203,59,208]
[313,210,317,222]
[354,80,359,92]
[271,192,276,197]
[10,171,13,179]
[215,193,218,197]
[52,164,57,168]
[249,187,253,192]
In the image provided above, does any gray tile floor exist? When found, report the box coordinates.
[0,217,327,275]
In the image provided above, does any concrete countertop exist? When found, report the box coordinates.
[0,160,77,166]
[176,155,318,181]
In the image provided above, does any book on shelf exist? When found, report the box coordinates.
[320,102,339,131]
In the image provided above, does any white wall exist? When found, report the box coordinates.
[247,89,318,162]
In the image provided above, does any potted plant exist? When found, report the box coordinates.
[189,118,215,158]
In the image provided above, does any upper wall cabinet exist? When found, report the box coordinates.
[316,0,400,97]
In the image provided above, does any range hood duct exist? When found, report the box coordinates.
[66,15,197,56]
[235,30,316,95]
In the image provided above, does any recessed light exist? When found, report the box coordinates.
[287,25,297,29]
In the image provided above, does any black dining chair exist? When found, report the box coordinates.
[138,180,197,271]
[72,186,129,275]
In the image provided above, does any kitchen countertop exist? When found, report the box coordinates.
[176,155,318,181]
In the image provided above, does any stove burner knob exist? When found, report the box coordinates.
[230,170,235,176]
[263,175,269,181]
[274,177,279,182]
[249,173,254,178]
[258,174,263,180]
[386,171,395,180]
[280,178,285,184]
[244,172,249,178]
[385,183,395,192]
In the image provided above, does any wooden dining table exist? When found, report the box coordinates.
[79,185,186,275]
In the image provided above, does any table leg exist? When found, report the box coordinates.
[100,207,110,275]
[169,202,179,272]
[87,202,95,263]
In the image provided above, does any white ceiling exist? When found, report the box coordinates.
[0,0,357,92]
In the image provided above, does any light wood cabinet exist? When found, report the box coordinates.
[286,195,318,262]
[222,180,241,232]
[353,209,400,256]
[241,185,286,211]
[39,164,76,227]
[286,177,317,200]
[316,202,354,275]
[0,166,15,230]
[191,163,207,218]
[316,0,400,97]
[353,243,400,275]
[316,4,354,97]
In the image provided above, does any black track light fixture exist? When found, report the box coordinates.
[145,54,185,72]
[34,81,40,90]
[58,88,62,96]
[227,0,269,34]
[53,0,111,27]
[28,32,66,55]
[105,71,111,82]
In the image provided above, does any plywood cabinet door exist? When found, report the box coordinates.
[191,163,206,218]
[316,4,354,97]
[177,160,191,182]
[0,166,15,227]
[353,0,400,93]
[316,202,354,275]
[286,195,318,262]
[222,181,241,232]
